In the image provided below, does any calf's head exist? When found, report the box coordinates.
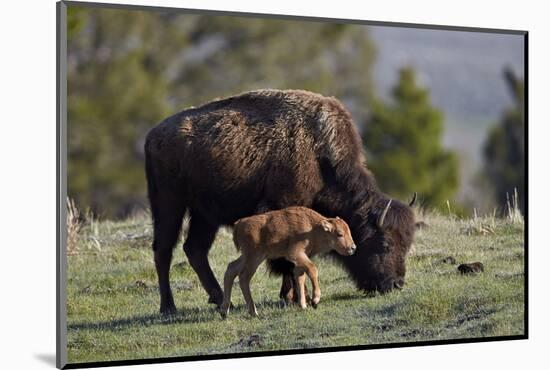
[321,217,356,256]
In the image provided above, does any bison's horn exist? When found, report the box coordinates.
[377,199,392,229]
[409,192,417,207]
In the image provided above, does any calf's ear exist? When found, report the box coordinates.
[321,220,333,232]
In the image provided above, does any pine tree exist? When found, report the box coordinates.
[363,67,459,208]
[483,68,525,213]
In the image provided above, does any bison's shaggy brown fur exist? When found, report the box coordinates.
[145,89,416,314]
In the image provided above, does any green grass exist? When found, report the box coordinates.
[66,211,525,364]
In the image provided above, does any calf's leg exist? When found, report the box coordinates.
[293,266,308,309]
[183,213,223,306]
[303,260,321,308]
[220,256,245,318]
[295,254,320,308]
[238,257,263,316]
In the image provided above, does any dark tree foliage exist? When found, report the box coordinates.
[483,68,525,213]
[363,67,459,209]
[67,6,376,217]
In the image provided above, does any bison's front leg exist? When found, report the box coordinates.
[279,271,311,306]
[269,258,300,305]
[279,273,295,304]
[183,214,224,306]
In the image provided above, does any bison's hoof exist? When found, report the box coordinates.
[160,306,177,315]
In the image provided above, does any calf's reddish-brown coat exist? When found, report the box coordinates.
[221,207,356,317]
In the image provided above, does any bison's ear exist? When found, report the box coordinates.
[335,216,341,220]
[321,220,333,232]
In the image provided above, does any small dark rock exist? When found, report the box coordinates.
[135,280,149,288]
[458,262,484,274]
[375,323,394,332]
[81,286,92,294]
[442,256,457,264]
[239,334,263,347]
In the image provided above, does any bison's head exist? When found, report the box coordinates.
[342,194,416,294]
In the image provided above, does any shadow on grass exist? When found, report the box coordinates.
[68,306,221,332]
[68,299,289,332]
[327,291,365,302]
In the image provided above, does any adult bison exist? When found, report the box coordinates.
[145,89,416,314]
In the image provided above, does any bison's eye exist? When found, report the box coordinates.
[336,231,344,238]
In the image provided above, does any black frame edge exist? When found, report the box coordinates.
[523,32,529,338]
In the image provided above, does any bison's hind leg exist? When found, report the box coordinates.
[151,199,186,315]
[146,153,187,314]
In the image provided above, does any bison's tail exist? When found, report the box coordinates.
[145,140,186,252]
[145,148,160,225]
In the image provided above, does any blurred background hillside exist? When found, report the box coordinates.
[66,5,525,219]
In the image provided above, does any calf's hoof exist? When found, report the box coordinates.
[311,298,320,309]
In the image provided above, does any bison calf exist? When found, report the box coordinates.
[220,207,356,317]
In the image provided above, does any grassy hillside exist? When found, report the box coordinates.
[66,210,525,365]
